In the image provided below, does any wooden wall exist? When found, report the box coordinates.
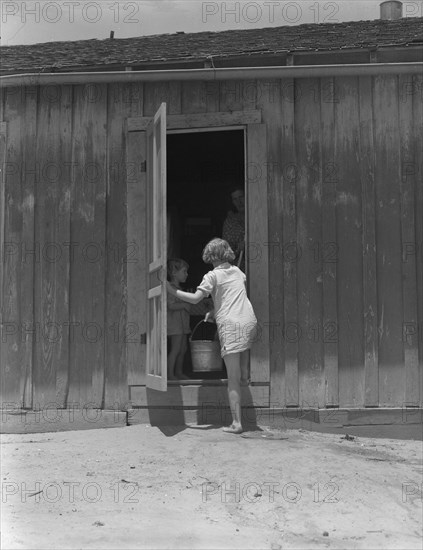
[0,74,422,410]
[0,83,143,410]
[261,74,423,409]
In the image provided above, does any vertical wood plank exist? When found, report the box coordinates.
[126,131,147,386]
[20,87,37,409]
[247,123,269,384]
[1,90,20,406]
[1,89,23,407]
[33,86,71,408]
[68,84,106,409]
[104,82,136,408]
[219,80,242,112]
[398,74,420,407]
[181,81,208,114]
[412,75,423,407]
[167,82,182,115]
[34,86,72,408]
[0,122,7,317]
[295,78,325,408]
[320,77,339,407]
[1,87,37,408]
[18,87,36,409]
[218,79,257,113]
[282,79,299,407]
[373,75,404,407]
[0,88,4,122]
[143,82,182,117]
[54,86,72,409]
[359,76,379,406]
[1,90,21,407]
[109,82,144,117]
[335,77,365,407]
[258,80,284,406]
[204,79,219,112]
[0,120,7,403]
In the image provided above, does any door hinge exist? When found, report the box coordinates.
[140,333,146,345]
[140,161,146,173]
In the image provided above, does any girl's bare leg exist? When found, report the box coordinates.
[168,335,183,380]
[175,335,189,379]
[240,350,250,386]
[223,353,243,433]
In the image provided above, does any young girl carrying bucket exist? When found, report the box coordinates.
[166,238,257,434]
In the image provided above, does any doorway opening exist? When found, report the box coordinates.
[167,128,245,380]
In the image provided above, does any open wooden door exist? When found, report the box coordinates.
[146,103,167,391]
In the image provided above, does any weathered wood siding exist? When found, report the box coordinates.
[0,74,421,410]
[262,74,422,409]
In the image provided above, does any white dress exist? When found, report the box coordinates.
[197,263,257,357]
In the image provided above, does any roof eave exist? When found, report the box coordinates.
[1,62,422,87]
[2,43,422,76]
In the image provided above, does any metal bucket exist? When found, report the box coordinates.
[190,321,223,373]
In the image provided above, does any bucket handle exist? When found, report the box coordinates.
[189,319,217,342]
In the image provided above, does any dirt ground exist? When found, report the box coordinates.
[1,423,422,550]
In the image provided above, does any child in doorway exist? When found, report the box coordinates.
[166,239,257,433]
[167,258,191,380]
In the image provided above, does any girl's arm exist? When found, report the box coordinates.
[167,282,205,304]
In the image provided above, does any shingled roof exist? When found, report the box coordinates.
[1,17,423,74]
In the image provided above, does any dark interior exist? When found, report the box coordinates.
[167,129,245,378]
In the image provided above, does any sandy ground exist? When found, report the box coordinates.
[1,423,422,550]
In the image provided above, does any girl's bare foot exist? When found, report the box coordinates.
[223,422,243,434]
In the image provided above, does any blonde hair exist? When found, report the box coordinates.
[167,258,189,281]
[202,238,235,264]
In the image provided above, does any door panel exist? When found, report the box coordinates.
[146,103,168,391]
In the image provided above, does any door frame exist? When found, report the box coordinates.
[126,110,269,389]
